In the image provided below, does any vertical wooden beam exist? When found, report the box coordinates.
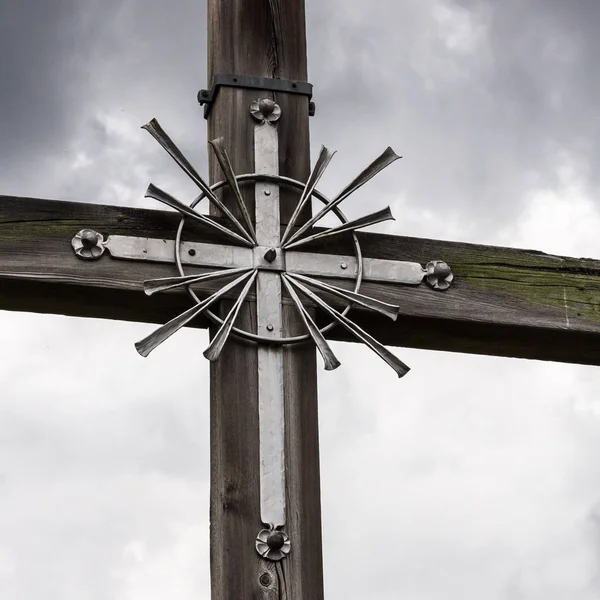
[207,1,323,598]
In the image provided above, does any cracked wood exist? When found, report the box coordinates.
[207,1,321,599]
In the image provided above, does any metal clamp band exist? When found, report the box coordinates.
[198,74,315,119]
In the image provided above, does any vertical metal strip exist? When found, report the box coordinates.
[254,113,286,529]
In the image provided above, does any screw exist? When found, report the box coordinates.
[340,263,348,270]
[259,573,272,587]
[200,90,208,97]
[188,248,196,256]
[264,189,271,196]
[266,324,274,332]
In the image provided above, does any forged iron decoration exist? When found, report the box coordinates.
[71,97,453,560]
[113,115,452,374]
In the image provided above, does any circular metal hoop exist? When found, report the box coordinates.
[175,173,364,345]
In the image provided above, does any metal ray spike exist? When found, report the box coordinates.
[281,276,341,371]
[286,147,400,245]
[135,270,256,357]
[283,274,409,378]
[280,145,336,246]
[203,270,258,361]
[286,272,399,320]
[208,138,257,244]
[145,183,253,247]
[283,206,395,250]
[143,267,253,296]
[142,119,254,244]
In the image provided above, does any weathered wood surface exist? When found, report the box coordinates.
[3,194,600,365]
[206,1,322,599]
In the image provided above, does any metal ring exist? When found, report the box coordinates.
[175,173,364,345]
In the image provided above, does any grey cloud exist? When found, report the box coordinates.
[307,0,600,240]
[2,0,600,598]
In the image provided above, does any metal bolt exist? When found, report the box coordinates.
[264,248,277,263]
[426,260,454,291]
[266,324,274,332]
[250,98,281,123]
[267,531,285,550]
[264,189,271,196]
[188,248,196,256]
[259,573,272,587]
[340,262,348,270]
[258,98,275,117]
[80,229,99,249]
[433,261,451,280]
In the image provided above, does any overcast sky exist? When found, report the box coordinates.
[1,0,600,598]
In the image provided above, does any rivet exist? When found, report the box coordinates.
[433,261,451,279]
[80,229,99,249]
[264,189,271,196]
[188,248,196,256]
[340,263,348,270]
[264,248,277,263]
[266,324,274,332]
[258,98,275,117]
[267,531,285,550]
[259,573,272,587]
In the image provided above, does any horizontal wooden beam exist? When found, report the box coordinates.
[3,194,600,365]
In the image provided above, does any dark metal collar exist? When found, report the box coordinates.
[198,73,315,119]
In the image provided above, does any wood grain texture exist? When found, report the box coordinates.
[312,230,600,365]
[206,1,323,599]
[4,195,600,365]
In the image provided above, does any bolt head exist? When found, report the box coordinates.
[264,248,277,263]
[426,260,454,291]
[250,99,281,123]
[258,98,276,117]
[433,262,451,279]
[80,229,99,249]
[267,531,285,550]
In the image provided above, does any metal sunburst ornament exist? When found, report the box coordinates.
[134,111,413,376]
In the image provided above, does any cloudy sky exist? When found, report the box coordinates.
[2,0,600,598]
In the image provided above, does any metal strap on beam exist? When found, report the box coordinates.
[198,74,315,119]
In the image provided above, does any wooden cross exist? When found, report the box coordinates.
[2,1,600,598]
